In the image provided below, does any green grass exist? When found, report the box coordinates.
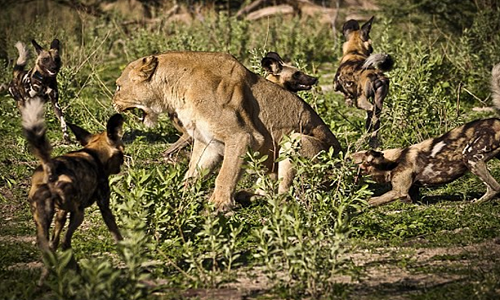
[1,2,500,300]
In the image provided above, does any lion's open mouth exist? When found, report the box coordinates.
[124,107,147,123]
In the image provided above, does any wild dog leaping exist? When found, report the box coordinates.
[9,39,69,141]
[334,16,393,148]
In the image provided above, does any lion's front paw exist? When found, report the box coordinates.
[209,191,235,213]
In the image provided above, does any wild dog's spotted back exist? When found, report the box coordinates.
[352,63,500,207]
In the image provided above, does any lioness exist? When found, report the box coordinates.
[113,51,341,211]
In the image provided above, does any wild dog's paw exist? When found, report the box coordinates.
[234,190,261,208]
[63,132,71,143]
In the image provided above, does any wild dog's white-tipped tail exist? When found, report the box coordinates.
[14,41,29,67]
[491,63,500,110]
[21,97,52,167]
[21,97,45,130]
[362,53,394,72]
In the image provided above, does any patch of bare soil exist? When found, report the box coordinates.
[342,239,500,299]
[166,239,500,299]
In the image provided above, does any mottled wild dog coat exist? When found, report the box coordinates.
[334,16,393,148]
[113,51,341,211]
[22,98,125,284]
[351,63,500,207]
[9,39,69,141]
[162,51,320,157]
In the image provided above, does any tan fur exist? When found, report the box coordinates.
[163,52,318,158]
[113,51,341,211]
[22,98,125,285]
[261,52,318,92]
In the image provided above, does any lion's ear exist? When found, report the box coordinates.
[131,56,158,82]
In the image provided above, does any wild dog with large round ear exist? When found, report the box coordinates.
[261,52,318,92]
[334,16,393,148]
[8,38,69,141]
[22,97,125,285]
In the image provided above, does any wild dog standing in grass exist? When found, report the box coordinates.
[351,63,500,207]
[9,39,70,141]
[163,51,320,157]
[22,97,125,285]
[113,52,341,211]
[334,16,393,148]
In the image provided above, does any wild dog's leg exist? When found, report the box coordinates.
[48,88,69,141]
[30,186,54,287]
[355,94,374,112]
[164,132,192,157]
[278,158,294,194]
[356,94,378,147]
[369,169,413,206]
[463,134,500,203]
[407,185,420,203]
[276,133,299,194]
[95,183,123,242]
[50,210,67,251]
[30,186,54,253]
[61,210,84,250]
[468,160,500,203]
[368,76,389,148]
[185,139,223,179]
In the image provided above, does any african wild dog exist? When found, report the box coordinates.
[162,52,320,158]
[113,52,340,211]
[9,39,69,141]
[334,16,393,148]
[22,97,125,284]
[261,52,318,92]
[351,63,500,207]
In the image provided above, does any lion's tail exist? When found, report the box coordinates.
[21,97,53,178]
[362,53,394,72]
[14,41,29,71]
[491,63,500,110]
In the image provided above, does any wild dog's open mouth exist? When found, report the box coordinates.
[297,84,313,90]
